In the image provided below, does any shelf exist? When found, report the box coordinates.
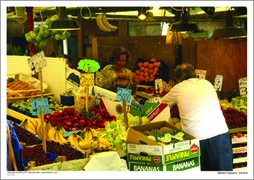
[7,108,32,122]
[233,157,247,164]
[229,127,247,134]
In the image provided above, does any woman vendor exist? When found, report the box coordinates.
[99,46,139,93]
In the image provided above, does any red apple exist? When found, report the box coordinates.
[51,121,57,127]
[63,115,69,120]
[75,114,80,119]
[66,122,72,127]
[89,117,94,121]
[63,125,68,130]
[45,114,53,120]
[63,120,68,125]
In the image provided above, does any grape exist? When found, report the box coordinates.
[38,31,45,37]
[25,33,30,38]
[26,36,33,42]
[45,29,52,36]
[36,36,43,42]
[65,32,71,38]
[60,34,66,40]
[40,40,46,47]
[34,42,39,46]
[34,27,39,34]
[31,32,37,39]
[40,26,46,32]
[55,34,61,41]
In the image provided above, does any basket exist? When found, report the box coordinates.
[73,87,94,113]
[132,58,169,86]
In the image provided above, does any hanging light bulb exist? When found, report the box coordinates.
[138,7,147,20]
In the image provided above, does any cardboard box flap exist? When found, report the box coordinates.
[126,121,198,146]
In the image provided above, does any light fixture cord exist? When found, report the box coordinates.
[80,7,92,19]
[40,9,44,25]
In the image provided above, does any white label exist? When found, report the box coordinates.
[239,77,247,96]
[145,97,161,103]
[155,79,163,94]
[214,75,223,91]
[195,69,207,79]
[27,51,47,74]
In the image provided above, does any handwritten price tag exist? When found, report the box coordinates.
[214,75,223,91]
[116,87,132,105]
[80,73,94,87]
[155,79,163,94]
[27,51,47,74]
[78,59,100,73]
[30,98,49,116]
[195,69,207,79]
[239,77,247,96]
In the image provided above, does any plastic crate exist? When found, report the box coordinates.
[132,58,169,86]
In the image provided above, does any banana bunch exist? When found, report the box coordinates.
[96,136,112,152]
[84,128,112,152]
[48,126,69,145]
[36,120,52,139]
[166,27,190,45]
[96,13,117,32]
[68,133,95,153]
[20,118,38,135]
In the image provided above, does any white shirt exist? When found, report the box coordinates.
[161,78,228,140]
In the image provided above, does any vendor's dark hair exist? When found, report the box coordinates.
[108,46,130,65]
[174,63,196,81]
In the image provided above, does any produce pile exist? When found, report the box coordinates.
[9,96,64,117]
[13,124,42,146]
[143,127,189,145]
[22,146,57,167]
[132,58,161,83]
[25,15,71,49]
[7,78,41,98]
[220,96,247,129]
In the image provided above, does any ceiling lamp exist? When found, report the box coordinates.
[138,7,147,20]
[48,7,80,30]
[211,10,247,39]
[170,7,199,32]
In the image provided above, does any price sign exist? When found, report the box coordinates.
[239,77,247,96]
[195,69,207,79]
[116,87,132,105]
[28,51,47,74]
[155,79,163,94]
[95,71,103,86]
[30,98,49,116]
[214,75,223,91]
[80,73,94,87]
[78,59,100,73]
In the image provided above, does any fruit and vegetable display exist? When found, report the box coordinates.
[222,107,247,129]
[143,127,189,145]
[8,96,64,117]
[7,79,41,97]
[220,96,247,115]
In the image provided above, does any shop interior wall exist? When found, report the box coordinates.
[195,37,247,98]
